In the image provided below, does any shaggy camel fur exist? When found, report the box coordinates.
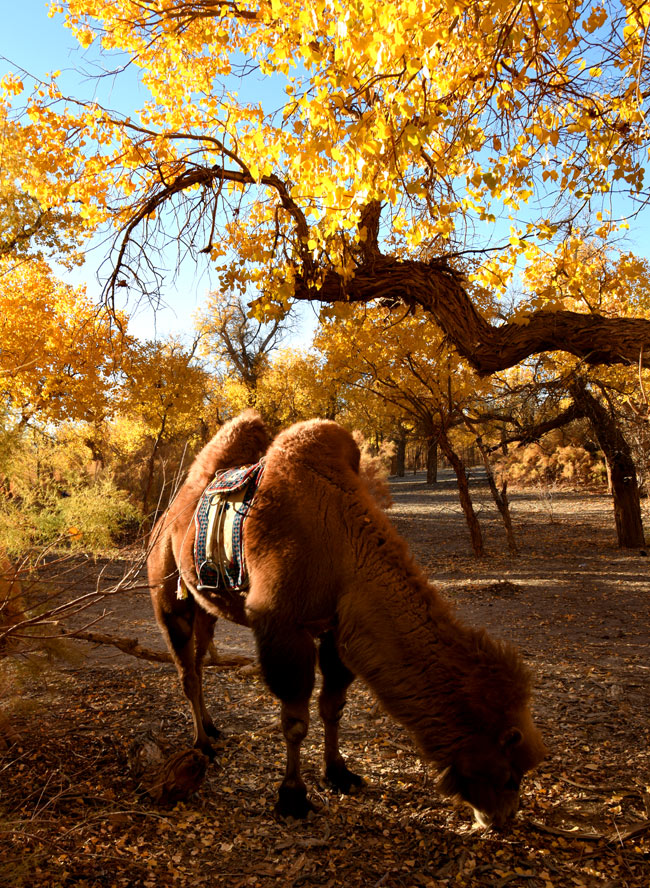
[148,411,546,826]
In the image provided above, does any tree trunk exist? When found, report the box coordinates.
[392,429,407,477]
[438,429,484,557]
[142,417,167,518]
[112,169,650,376]
[569,379,645,548]
[474,435,517,554]
[426,439,438,485]
[141,443,159,518]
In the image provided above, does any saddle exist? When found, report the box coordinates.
[193,458,266,593]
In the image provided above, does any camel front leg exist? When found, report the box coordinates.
[318,631,365,793]
[162,601,218,756]
[277,699,313,818]
[192,605,220,742]
[249,612,317,817]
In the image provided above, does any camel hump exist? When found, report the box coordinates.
[186,410,269,487]
[271,419,361,475]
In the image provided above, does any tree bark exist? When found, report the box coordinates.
[473,433,518,554]
[294,257,650,375]
[393,431,406,477]
[110,166,650,376]
[142,414,168,518]
[426,438,438,485]
[493,403,586,451]
[438,428,484,557]
[569,379,646,548]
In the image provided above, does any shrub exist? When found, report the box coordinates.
[58,476,143,550]
[0,432,139,756]
[495,442,607,489]
[0,476,142,558]
[0,425,143,558]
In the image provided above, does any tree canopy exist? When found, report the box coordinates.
[3,0,650,372]
[0,94,85,265]
[0,258,124,425]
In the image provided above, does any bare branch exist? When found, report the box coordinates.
[487,402,586,451]
[106,161,312,301]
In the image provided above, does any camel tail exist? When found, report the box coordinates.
[186,409,270,489]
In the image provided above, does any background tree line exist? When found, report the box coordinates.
[2,0,650,564]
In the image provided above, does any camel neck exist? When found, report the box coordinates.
[336,566,527,765]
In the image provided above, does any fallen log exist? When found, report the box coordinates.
[70,630,254,669]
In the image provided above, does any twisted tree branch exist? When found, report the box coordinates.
[294,257,650,375]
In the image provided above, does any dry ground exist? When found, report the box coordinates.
[1,471,649,888]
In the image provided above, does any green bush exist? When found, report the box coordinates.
[59,475,143,550]
[0,426,142,558]
[0,476,142,557]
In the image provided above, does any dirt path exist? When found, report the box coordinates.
[1,473,648,888]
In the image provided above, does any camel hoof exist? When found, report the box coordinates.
[205,723,223,740]
[194,739,218,760]
[275,784,316,819]
[325,762,366,794]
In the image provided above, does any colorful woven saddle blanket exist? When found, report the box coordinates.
[194,458,266,592]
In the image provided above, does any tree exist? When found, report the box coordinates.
[0,92,85,265]
[568,375,644,547]
[0,258,123,427]
[518,241,650,547]
[197,292,286,395]
[249,347,338,430]
[202,338,341,432]
[5,0,650,372]
[196,292,327,430]
[116,337,210,514]
[316,304,488,554]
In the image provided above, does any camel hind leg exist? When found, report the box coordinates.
[149,566,219,756]
[318,631,365,793]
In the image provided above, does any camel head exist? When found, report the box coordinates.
[438,717,546,829]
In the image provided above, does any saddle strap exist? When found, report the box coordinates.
[194,458,266,592]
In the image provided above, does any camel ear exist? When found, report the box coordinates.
[500,727,523,749]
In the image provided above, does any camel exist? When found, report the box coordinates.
[148,410,545,826]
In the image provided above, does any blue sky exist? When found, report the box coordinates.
[4,1,79,80]
[2,1,148,110]
[2,2,191,339]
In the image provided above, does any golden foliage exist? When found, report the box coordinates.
[117,338,210,442]
[2,0,648,311]
[495,441,607,489]
[0,259,126,424]
[0,98,86,265]
[315,302,488,432]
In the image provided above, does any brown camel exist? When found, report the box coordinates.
[148,410,545,826]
